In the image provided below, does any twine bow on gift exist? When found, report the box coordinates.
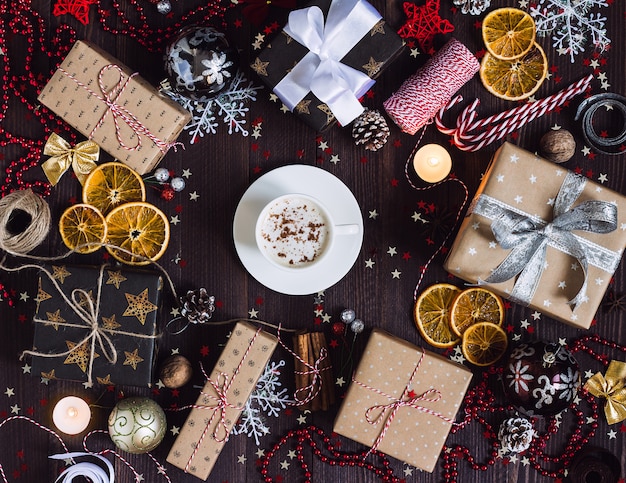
[20,264,157,387]
[584,360,626,425]
[41,133,99,186]
[475,171,618,310]
[274,0,381,126]
[183,328,261,473]
[353,350,458,457]
[59,64,181,154]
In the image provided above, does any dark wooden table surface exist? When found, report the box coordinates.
[0,0,625,482]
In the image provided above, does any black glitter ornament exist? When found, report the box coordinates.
[165,26,239,101]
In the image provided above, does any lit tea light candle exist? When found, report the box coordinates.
[53,396,91,435]
[412,144,452,183]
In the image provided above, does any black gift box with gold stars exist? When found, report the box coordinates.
[29,265,162,388]
[251,0,404,132]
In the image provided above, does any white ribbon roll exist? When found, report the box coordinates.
[274,0,380,126]
[50,452,115,483]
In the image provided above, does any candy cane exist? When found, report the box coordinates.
[435,75,593,151]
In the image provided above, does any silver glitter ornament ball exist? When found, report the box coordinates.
[170,177,186,192]
[340,308,356,324]
[154,167,170,183]
[156,0,172,14]
[350,319,364,334]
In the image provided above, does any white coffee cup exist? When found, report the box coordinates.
[255,194,359,270]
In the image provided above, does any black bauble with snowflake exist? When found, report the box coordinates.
[502,341,581,416]
[164,26,239,101]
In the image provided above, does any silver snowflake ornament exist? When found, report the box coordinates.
[201,52,234,87]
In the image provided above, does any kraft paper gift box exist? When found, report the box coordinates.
[333,328,472,472]
[38,40,191,175]
[444,142,626,329]
[28,264,162,387]
[251,0,404,131]
[166,321,278,480]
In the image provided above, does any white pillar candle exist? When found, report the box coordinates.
[53,396,91,435]
[412,144,452,183]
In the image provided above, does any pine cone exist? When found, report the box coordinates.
[179,288,216,324]
[352,109,390,151]
[498,417,535,454]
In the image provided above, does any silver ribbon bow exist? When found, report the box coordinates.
[274,0,379,126]
[476,172,618,310]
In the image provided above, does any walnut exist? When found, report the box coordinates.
[539,129,576,163]
[159,354,193,389]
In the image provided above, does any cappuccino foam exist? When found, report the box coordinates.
[258,197,328,267]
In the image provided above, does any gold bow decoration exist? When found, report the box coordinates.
[41,133,100,186]
[583,360,626,424]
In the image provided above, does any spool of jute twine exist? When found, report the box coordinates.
[0,189,51,255]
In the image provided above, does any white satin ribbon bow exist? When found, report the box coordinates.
[274,0,380,126]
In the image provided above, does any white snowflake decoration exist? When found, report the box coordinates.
[161,70,263,142]
[453,0,490,15]
[529,0,610,63]
[232,360,293,446]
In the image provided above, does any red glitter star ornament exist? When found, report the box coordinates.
[397,0,454,54]
[53,0,98,25]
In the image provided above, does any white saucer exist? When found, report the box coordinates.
[233,165,364,295]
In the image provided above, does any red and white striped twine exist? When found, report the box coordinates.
[352,350,460,457]
[0,416,70,483]
[435,74,593,151]
[60,64,181,154]
[383,38,480,135]
[277,325,331,407]
[83,429,173,483]
[178,328,262,473]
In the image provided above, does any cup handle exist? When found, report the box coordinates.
[334,224,360,236]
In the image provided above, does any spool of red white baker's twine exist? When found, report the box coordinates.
[172,327,262,473]
[403,130,469,301]
[352,350,461,458]
[435,74,594,152]
[277,325,330,407]
[59,64,183,154]
[383,38,480,135]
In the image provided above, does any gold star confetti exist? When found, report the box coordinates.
[52,265,71,283]
[251,58,269,77]
[371,19,386,35]
[123,289,157,325]
[123,349,144,370]
[64,340,98,373]
[106,270,127,289]
[101,314,121,330]
[41,369,56,381]
[96,374,114,385]
[35,278,52,310]
[45,309,66,330]
[295,99,312,114]
[317,104,335,125]
[362,57,383,77]
[76,290,95,309]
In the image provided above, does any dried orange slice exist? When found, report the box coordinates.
[414,283,462,348]
[482,8,536,61]
[479,43,548,101]
[83,162,146,216]
[59,203,107,254]
[461,322,508,366]
[450,287,504,337]
[105,201,170,265]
